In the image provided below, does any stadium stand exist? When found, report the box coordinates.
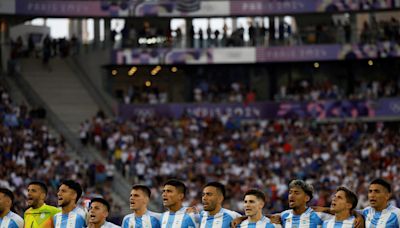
[0,80,118,216]
[1,0,400,224]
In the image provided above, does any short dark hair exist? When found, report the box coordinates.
[204,182,226,198]
[132,185,151,198]
[370,178,391,193]
[28,181,48,195]
[90,198,110,212]
[336,187,358,210]
[60,180,82,203]
[244,189,265,203]
[164,179,186,197]
[0,188,14,204]
[289,180,314,202]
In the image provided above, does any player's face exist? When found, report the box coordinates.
[162,185,183,208]
[244,195,264,217]
[202,186,222,212]
[368,184,390,211]
[57,184,77,207]
[88,202,108,225]
[288,186,309,209]
[0,193,11,213]
[27,184,45,208]
[129,189,149,211]
[330,190,351,214]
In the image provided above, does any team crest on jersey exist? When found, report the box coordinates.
[40,213,45,218]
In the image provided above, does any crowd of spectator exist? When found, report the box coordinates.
[8,34,80,74]
[114,13,400,50]
[193,81,256,104]
[275,79,400,102]
[360,16,400,45]
[113,78,399,105]
[0,81,118,216]
[81,112,400,213]
[117,85,169,104]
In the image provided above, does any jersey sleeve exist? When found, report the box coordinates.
[76,214,86,228]
[314,212,333,222]
[53,214,57,227]
[393,210,400,228]
[14,215,24,228]
[183,213,198,228]
[121,215,129,228]
[151,216,161,228]
[279,211,289,225]
[267,223,282,228]
[230,211,242,220]
[10,219,24,228]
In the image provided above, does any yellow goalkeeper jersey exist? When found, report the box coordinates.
[24,204,61,228]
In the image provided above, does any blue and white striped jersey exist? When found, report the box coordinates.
[0,211,24,228]
[160,207,197,228]
[280,207,333,228]
[122,210,161,228]
[54,207,86,228]
[322,216,355,228]
[100,221,120,228]
[238,216,282,228]
[199,208,241,228]
[362,205,400,228]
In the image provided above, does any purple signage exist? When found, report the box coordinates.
[256,45,341,62]
[119,102,277,120]
[12,0,400,17]
[230,1,316,15]
[16,0,109,16]
[230,0,398,15]
[118,98,400,121]
[112,42,400,65]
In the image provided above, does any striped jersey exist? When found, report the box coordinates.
[280,207,333,228]
[0,211,24,228]
[322,216,355,228]
[238,216,282,228]
[24,203,61,228]
[100,221,120,228]
[53,207,86,228]
[122,211,161,228]
[362,205,400,228]
[160,207,197,228]
[199,208,241,228]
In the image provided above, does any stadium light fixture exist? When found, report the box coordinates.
[128,67,137,76]
[151,66,162,76]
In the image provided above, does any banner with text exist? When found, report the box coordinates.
[118,98,400,120]
[111,42,400,65]
[12,0,400,17]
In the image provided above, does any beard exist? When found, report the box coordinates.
[59,199,71,208]
[28,199,39,208]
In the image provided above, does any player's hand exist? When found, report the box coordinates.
[231,216,246,228]
[311,206,330,213]
[185,206,199,214]
[269,215,281,224]
[353,212,365,228]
